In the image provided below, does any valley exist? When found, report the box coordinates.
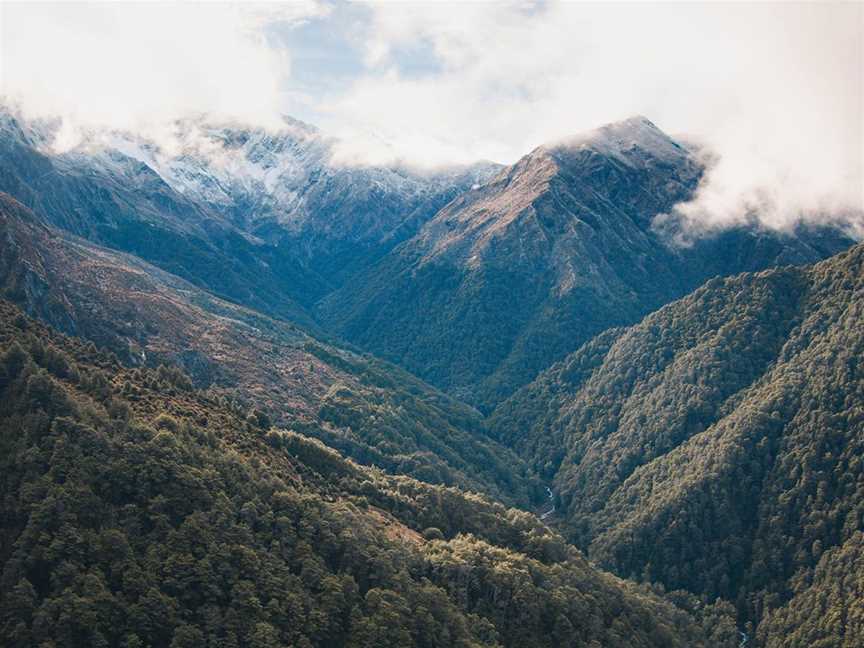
[0,104,861,648]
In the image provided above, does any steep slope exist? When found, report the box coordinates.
[490,243,864,644]
[137,117,500,284]
[318,117,852,409]
[0,110,322,326]
[754,532,864,648]
[0,300,736,648]
[0,108,498,312]
[0,193,535,504]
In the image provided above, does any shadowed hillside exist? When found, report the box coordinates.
[0,193,537,505]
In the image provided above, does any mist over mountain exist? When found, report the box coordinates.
[2,107,852,411]
[3,1,863,645]
[0,108,499,318]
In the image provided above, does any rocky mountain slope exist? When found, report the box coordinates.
[0,110,319,326]
[0,107,498,318]
[489,242,864,644]
[0,193,536,504]
[134,117,500,283]
[2,108,850,414]
[0,300,737,648]
[317,117,852,410]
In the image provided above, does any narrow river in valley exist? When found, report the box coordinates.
[538,488,749,647]
[540,486,555,521]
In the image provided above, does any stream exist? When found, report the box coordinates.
[536,487,747,647]
[540,486,555,521]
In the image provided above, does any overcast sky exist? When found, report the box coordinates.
[1,1,862,230]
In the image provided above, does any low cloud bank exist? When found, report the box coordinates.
[2,1,861,235]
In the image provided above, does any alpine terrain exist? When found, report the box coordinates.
[0,90,860,648]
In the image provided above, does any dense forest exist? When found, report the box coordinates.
[490,243,864,644]
[0,300,740,647]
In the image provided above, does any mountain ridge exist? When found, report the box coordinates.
[0,106,502,301]
[0,192,538,504]
[317,117,853,409]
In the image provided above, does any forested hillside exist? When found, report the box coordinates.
[490,243,864,645]
[0,193,538,505]
[1,106,860,648]
[0,300,736,648]
[2,1,863,644]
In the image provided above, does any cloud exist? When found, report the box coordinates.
[323,1,863,230]
[0,1,861,231]
[0,2,327,149]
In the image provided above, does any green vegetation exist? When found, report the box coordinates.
[300,342,541,505]
[0,108,860,647]
[0,193,538,507]
[0,300,732,647]
[490,243,864,645]
[755,533,864,648]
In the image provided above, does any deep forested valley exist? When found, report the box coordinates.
[490,243,864,643]
[0,301,737,648]
[0,104,861,648]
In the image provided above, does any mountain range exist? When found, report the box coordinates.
[317,116,851,408]
[0,109,850,407]
[0,194,537,506]
[0,109,499,324]
[0,104,861,647]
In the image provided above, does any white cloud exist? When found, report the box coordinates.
[0,2,326,149]
[0,1,861,231]
[324,1,863,230]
